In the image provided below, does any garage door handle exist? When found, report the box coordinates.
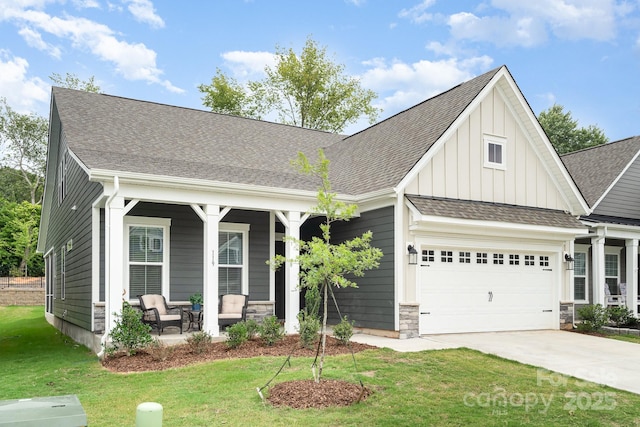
[488,291,493,302]
[542,309,553,312]
[420,312,430,315]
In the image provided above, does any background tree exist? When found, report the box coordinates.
[199,37,380,133]
[0,99,48,205]
[50,72,101,93]
[538,104,608,154]
[270,149,383,382]
[0,199,43,276]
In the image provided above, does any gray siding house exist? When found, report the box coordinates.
[38,65,591,354]
[562,137,640,316]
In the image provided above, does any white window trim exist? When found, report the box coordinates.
[123,216,171,302]
[604,247,622,295]
[574,244,589,304]
[483,134,506,170]
[219,222,250,295]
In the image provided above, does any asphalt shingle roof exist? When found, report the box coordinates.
[52,87,344,191]
[561,136,640,207]
[52,66,502,195]
[406,195,584,229]
[327,66,502,194]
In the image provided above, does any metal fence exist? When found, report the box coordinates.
[0,276,45,289]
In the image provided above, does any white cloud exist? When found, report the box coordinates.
[447,0,620,47]
[399,0,437,24]
[123,0,165,29]
[221,51,277,78]
[345,0,366,6]
[1,5,182,92]
[0,51,49,114]
[72,0,100,9]
[18,26,61,58]
[360,56,493,114]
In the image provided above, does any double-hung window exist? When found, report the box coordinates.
[573,251,587,302]
[125,217,170,300]
[218,223,249,295]
[605,251,620,295]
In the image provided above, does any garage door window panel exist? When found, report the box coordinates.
[477,253,488,264]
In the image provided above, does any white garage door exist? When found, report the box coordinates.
[419,247,557,334]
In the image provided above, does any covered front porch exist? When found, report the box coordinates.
[575,217,640,316]
[92,176,321,343]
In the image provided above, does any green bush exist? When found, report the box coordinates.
[186,330,212,354]
[226,322,249,349]
[244,319,259,340]
[297,311,320,349]
[333,315,354,345]
[607,306,636,328]
[105,302,153,356]
[259,315,284,346]
[106,302,153,356]
[577,304,607,332]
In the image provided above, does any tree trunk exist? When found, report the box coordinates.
[318,282,328,383]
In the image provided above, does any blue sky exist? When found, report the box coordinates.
[1,0,639,141]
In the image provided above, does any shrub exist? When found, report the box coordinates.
[244,319,260,340]
[259,315,284,346]
[106,302,153,356]
[226,322,248,349]
[297,311,320,349]
[146,338,174,362]
[333,315,354,345]
[186,330,212,354]
[607,306,636,328]
[576,304,607,332]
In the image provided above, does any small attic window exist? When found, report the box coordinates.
[484,134,506,170]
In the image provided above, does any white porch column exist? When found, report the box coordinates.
[626,239,638,315]
[105,195,125,336]
[203,205,220,336]
[284,211,301,334]
[592,236,605,306]
[564,240,575,302]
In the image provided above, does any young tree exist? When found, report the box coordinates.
[50,72,101,93]
[538,104,608,154]
[270,149,383,382]
[199,37,380,133]
[0,99,48,204]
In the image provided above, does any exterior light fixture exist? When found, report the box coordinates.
[408,244,418,265]
[564,253,574,271]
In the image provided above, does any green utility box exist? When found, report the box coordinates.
[0,395,87,426]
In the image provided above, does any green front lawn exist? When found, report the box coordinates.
[2,306,640,426]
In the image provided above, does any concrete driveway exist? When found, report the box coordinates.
[352,330,640,394]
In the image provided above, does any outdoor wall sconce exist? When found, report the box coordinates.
[407,244,418,265]
[564,253,574,271]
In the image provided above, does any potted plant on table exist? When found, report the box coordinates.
[189,293,203,311]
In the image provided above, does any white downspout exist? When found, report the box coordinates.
[98,176,120,357]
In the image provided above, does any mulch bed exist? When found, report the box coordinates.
[102,334,377,408]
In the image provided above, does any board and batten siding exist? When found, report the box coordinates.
[45,107,104,331]
[408,87,568,211]
[326,206,395,331]
[593,157,640,219]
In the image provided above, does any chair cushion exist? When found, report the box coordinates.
[159,314,181,321]
[141,294,167,315]
[221,295,245,314]
[218,313,242,320]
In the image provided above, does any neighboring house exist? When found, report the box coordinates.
[562,137,640,316]
[38,65,590,354]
